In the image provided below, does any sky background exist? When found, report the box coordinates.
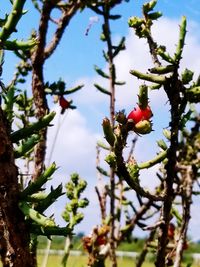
[1,0,200,240]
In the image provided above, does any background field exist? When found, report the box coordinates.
[34,236,200,267]
[36,254,199,267]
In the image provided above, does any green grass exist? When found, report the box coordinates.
[0,254,196,267]
[37,255,197,267]
[37,255,153,267]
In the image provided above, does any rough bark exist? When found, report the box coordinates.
[0,108,34,267]
[31,1,53,181]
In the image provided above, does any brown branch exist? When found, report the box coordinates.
[102,3,117,267]
[143,11,161,67]
[173,116,199,266]
[173,166,194,267]
[95,186,107,221]
[155,74,181,267]
[44,2,82,60]
[114,138,164,201]
[31,1,55,181]
[120,199,153,239]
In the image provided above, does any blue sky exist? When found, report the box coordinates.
[2,1,200,239]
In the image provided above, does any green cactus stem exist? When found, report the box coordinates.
[114,80,126,85]
[138,150,168,169]
[94,65,110,79]
[128,17,144,28]
[63,84,84,95]
[0,0,26,43]
[105,152,117,168]
[20,162,57,198]
[19,201,56,227]
[149,65,175,74]
[185,86,200,103]
[130,69,166,84]
[157,139,168,150]
[148,11,162,20]
[97,141,110,150]
[138,84,149,109]
[156,47,175,64]
[181,68,194,84]
[150,83,162,90]
[11,111,55,143]
[143,0,157,13]
[36,184,64,213]
[3,85,15,122]
[163,128,171,140]
[27,192,48,201]
[174,16,187,63]
[4,38,37,50]
[94,83,111,95]
[112,36,126,58]
[97,166,110,177]
[14,134,40,158]
[30,225,72,236]
[102,117,116,146]
[125,168,164,201]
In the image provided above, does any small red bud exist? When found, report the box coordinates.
[96,236,106,246]
[168,223,175,239]
[59,96,70,114]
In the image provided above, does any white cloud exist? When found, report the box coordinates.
[46,107,100,177]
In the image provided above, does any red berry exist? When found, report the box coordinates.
[127,105,153,124]
[59,96,70,114]
[168,223,175,239]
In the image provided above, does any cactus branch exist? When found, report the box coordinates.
[0,0,26,43]
[11,112,55,143]
[174,16,187,63]
[138,150,167,169]
[130,69,167,84]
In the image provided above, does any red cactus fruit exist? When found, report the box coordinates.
[127,105,153,124]
[59,96,70,114]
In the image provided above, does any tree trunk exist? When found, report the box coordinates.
[0,108,34,267]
